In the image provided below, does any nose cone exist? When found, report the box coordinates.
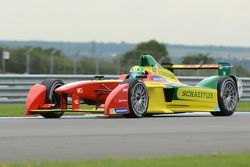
[55,81,90,93]
[55,85,68,93]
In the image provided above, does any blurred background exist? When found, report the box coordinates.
[1,40,250,76]
[0,0,250,76]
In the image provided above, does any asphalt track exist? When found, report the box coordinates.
[1,112,250,162]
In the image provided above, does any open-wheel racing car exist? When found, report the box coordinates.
[26,53,243,118]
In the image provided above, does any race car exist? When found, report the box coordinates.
[25,53,242,118]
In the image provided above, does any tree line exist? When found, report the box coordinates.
[1,40,249,76]
[0,46,118,74]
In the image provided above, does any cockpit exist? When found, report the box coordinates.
[128,53,178,83]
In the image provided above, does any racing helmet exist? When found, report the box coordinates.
[129,66,145,78]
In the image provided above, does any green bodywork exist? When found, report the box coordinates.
[218,62,231,76]
[140,53,163,68]
[196,76,220,89]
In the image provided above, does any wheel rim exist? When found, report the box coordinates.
[222,80,237,111]
[131,83,148,115]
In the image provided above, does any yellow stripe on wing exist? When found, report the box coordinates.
[162,64,219,69]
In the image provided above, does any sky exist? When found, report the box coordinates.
[0,0,250,46]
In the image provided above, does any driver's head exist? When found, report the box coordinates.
[129,66,145,78]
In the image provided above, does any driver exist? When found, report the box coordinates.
[129,66,145,78]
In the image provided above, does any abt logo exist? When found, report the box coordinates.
[76,88,83,93]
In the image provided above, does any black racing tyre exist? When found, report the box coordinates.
[144,113,154,117]
[211,77,238,116]
[121,79,149,118]
[40,79,64,118]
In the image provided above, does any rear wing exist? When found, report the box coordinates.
[162,62,232,76]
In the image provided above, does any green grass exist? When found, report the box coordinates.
[0,104,94,117]
[0,102,249,117]
[236,102,250,111]
[1,152,250,167]
[0,104,25,116]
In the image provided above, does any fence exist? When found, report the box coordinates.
[0,75,249,103]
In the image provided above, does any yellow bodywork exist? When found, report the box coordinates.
[143,66,219,114]
[145,83,218,114]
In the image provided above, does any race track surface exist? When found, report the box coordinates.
[1,112,250,162]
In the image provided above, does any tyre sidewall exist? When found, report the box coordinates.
[217,77,238,116]
[125,79,149,118]
[40,79,64,118]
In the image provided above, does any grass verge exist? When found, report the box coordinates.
[0,102,249,117]
[1,152,250,167]
[0,104,94,116]
[236,101,250,111]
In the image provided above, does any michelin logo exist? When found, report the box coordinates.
[115,108,128,114]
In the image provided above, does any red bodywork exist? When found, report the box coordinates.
[25,84,46,115]
[26,80,130,116]
[26,70,162,116]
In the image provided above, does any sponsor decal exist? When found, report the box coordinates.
[151,76,167,82]
[158,70,176,80]
[118,99,128,103]
[76,88,83,93]
[122,88,128,92]
[182,90,213,99]
[110,108,129,114]
[177,88,216,102]
[74,99,79,105]
[115,108,129,114]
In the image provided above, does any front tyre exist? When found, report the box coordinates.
[211,77,238,116]
[40,79,65,118]
[122,79,149,118]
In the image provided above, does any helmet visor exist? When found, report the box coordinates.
[130,72,140,78]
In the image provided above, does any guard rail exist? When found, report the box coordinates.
[0,75,249,103]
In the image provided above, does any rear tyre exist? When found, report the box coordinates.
[211,77,238,116]
[144,113,154,117]
[122,79,149,118]
[40,79,64,118]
